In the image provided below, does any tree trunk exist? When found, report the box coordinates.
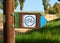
[3,0,15,43]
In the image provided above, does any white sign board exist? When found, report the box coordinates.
[23,15,36,27]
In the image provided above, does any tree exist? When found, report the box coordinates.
[0,3,3,9]
[14,0,18,9]
[53,2,60,14]
[42,0,50,14]
[19,0,25,11]
[58,0,60,2]
[49,2,60,14]
[0,0,18,10]
[0,0,3,9]
[49,7,56,14]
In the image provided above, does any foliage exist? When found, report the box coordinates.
[14,0,18,9]
[0,3,3,9]
[42,0,60,14]
[0,0,25,11]
[53,2,60,14]
[49,2,60,14]
[19,0,25,11]
[0,0,18,10]
[48,7,56,14]
[58,0,60,2]
[0,0,3,9]
[42,0,50,14]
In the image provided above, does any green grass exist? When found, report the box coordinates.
[15,18,60,43]
[0,13,3,18]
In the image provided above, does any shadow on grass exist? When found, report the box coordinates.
[16,39,60,43]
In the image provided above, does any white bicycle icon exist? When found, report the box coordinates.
[24,16,36,26]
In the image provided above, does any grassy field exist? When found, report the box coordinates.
[15,17,60,43]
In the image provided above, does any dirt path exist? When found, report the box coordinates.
[44,14,58,21]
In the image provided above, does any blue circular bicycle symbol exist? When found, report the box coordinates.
[24,16,36,26]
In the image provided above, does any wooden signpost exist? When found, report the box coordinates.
[3,0,40,43]
[3,0,15,43]
[3,0,47,43]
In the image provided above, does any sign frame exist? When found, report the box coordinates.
[19,12,41,29]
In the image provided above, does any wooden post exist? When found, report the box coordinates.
[3,0,15,43]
